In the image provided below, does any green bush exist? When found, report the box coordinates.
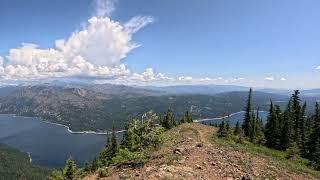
[97,167,109,178]
[121,111,165,152]
[49,170,63,180]
[112,148,147,166]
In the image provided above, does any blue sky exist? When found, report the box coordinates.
[0,0,319,88]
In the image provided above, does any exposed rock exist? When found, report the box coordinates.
[178,158,186,164]
[196,164,202,170]
[173,148,184,154]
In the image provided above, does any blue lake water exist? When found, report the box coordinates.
[0,114,121,168]
[0,111,268,168]
[198,111,268,127]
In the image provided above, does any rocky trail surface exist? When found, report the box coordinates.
[85,123,319,180]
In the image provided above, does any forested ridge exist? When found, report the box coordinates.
[217,88,320,170]
[0,144,51,180]
[0,85,292,131]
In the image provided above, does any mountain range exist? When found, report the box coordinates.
[0,83,318,131]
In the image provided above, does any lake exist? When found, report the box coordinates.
[0,111,268,168]
[197,111,268,127]
[0,114,122,168]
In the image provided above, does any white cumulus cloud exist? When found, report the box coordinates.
[316,66,320,70]
[280,77,287,81]
[94,0,116,17]
[0,2,154,81]
[115,68,173,83]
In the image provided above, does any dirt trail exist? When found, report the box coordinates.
[85,123,319,180]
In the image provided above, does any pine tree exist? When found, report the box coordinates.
[186,111,193,123]
[274,105,281,148]
[83,161,90,172]
[120,122,129,148]
[49,170,63,180]
[121,111,163,152]
[242,88,253,137]
[249,112,256,142]
[91,158,99,172]
[110,125,118,157]
[179,112,187,124]
[63,157,77,180]
[234,121,241,136]
[180,111,193,124]
[291,90,302,145]
[254,109,264,144]
[217,121,229,138]
[265,101,280,149]
[160,109,176,129]
[307,103,320,159]
[280,99,294,151]
[255,118,265,144]
[226,120,230,132]
[99,125,118,166]
[313,141,320,170]
[300,102,308,157]
[99,132,111,166]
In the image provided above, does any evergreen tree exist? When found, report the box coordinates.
[180,111,193,124]
[300,102,308,156]
[90,158,99,172]
[255,118,265,144]
[179,112,187,124]
[249,112,256,142]
[160,109,176,129]
[49,170,63,180]
[99,125,118,166]
[312,141,320,170]
[226,120,230,132]
[122,111,163,152]
[280,99,294,151]
[242,88,253,137]
[110,125,118,157]
[307,103,320,160]
[265,101,280,149]
[291,90,302,145]
[234,121,241,136]
[63,157,77,180]
[254,110,265,144]
[83,161,90,172]
[99,132,111,166]
[217,121,228,138]
[186,111,193,123]
[120,123,129,148]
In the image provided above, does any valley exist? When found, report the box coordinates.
[0,84,292,131]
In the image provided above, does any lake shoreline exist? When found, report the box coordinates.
[5,114,125,135]
[195,110,267,123]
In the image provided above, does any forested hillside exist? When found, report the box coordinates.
[0,85,290,131]
[50,89,320,180]
[0,144,51,180]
